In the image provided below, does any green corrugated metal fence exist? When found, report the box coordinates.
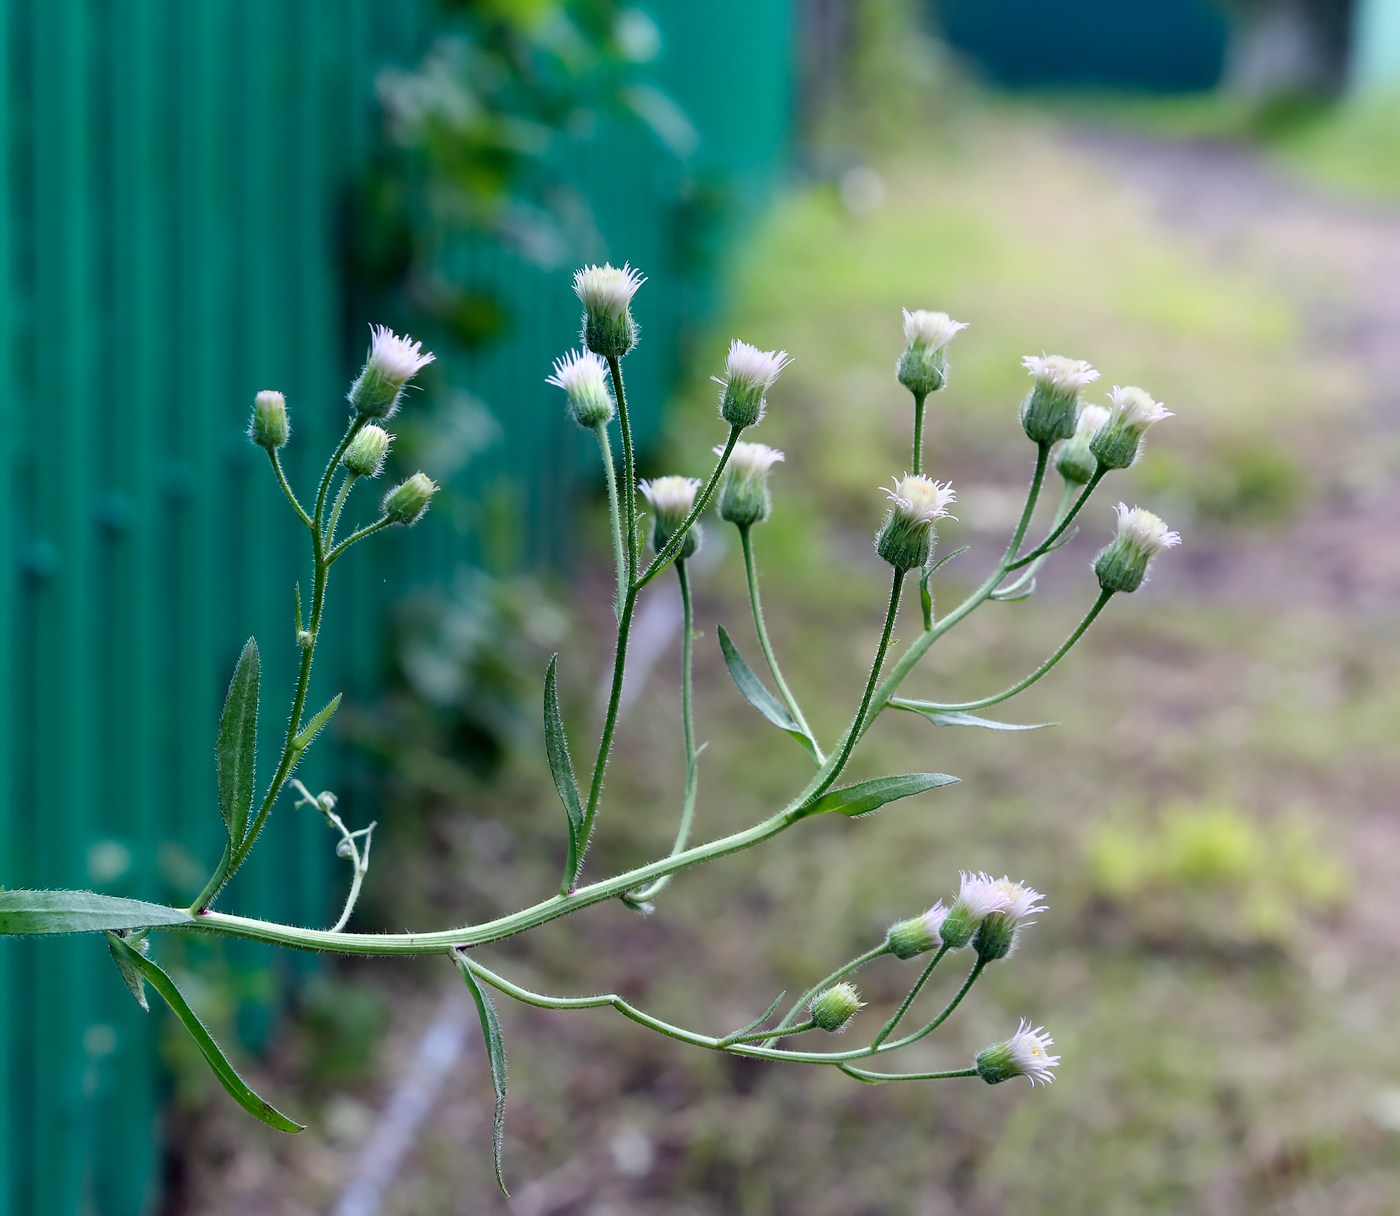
[0,1,790,1213]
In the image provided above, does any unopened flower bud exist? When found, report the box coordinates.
[342,424,392,478]
[897,309,967,396]
[639,475,702,559]
[1020,355,1099,445]
[716,441,785,528]
[887,901,949,959]
[382,472,438,526]
[809,982,864,1033]
[546,349,615,428]
[249,390,289,450]
[297,630,315,650]
[976,1020,1060,1086]
[1054,404,1110,485]
[972,878,1046,962]
[938,871,1014,949]
[716,340,791,429]
[875,474,956,571]
[348,325,435,418]
[1089,385,1173,470]
[574,262,645,359]
[1093,503,1181,594]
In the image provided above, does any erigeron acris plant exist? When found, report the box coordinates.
[0,266,1180,1193]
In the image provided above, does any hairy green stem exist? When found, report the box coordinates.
[323,471,358,550]
[877,958,986,1053]
[1006,465,1105,571]
[871,943,950,1047]
[911,389,928,475]
[764,944,890,1045]
[267,450,313,529]
[635,426,741,589]
[595,419,627,619]
[605,355,638,579]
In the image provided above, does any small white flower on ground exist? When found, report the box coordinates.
[902,309,968,351]
[573,262,646,319]
[1022,354,1099,394]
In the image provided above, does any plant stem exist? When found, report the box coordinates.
[605,355,638,578]
[635,426,741,588]
[764,944,890,1044]
[740,526,822,762]
[911,389,928,475]
[1006,466,1105,571]
[878,959,986,1053]
[267,450,313,529]
[595,419,627,619]
[323,471,357,549]
[871,943,949,1047]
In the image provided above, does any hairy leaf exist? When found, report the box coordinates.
[106,934,303,1132]
[104,932,149,1010]
[0,890,193,935]
[544,656,585,888]
[798,772,959,819]
[456,956,510,1196]
[217,638,260,846]
[291,693,342,754]
[717,625,819,762]
[889,701,1054,731]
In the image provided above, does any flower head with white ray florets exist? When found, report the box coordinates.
[1020,354,1100,444]
[875,474,957,571]
[939,871,1043,950]
[716,340,792,428]
[640,475,703,559]
[1022,354,1099,394]
[898,310,967,395]
[1094,503,1181,594]
[715,441,786,528]
[574,263,646,358]
[348,325,436,418]
[973,877,1048,961]
[546,349,615,429]
[977,1020,1061,1086]
[887,900,951,959]
[1090,385,1173,470]
[1055,403,1112,484]
[902,309,968,352]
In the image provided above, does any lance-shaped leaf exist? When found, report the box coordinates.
[544,656,585,888]
[106,933,303,1133]
[0,890,193,935]
[455,955,510,1196]
[291,693,342,755]
[217,638,260,846]
[889,700,1054,731]
[717,625,819,762]
[105,932,149,1010]
[796,772,959,819]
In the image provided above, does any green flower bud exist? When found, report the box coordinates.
[886,902,949,960]
[546,349,615,429]
[809,982,864,1033]
[1093,503,1181,595]
[716,442,785,528]
[1019,355,1099,445]
[1088,385,1173,471]
[875,474,956,571]
[639,475,702,559]
[248,390,289,450]
[382,472,438,526]
[574,263,645,359]
[896,309,967,396]
[1053,404,1109,486]
[342,424,392,478]
[976,1020,1059,1086]
[717,340,791,429]
[348,325,435,419]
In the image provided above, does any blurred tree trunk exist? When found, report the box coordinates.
[1221,0,1354,99]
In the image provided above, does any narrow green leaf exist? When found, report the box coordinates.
[0,890,193,935]
[544,656,585,888]
[797,772,959,819]
[291,693,341,754]
[890,701,1055,731]
[919,570,934,631]
[104,932,148,1010]
[217,638,260,846]
[455,956,510,1196]
[719,991,786,1047]
[106,934,303,1133]
[717,625,819,762]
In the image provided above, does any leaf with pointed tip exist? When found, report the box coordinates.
[291,693,341,754]
[105,932,149,1010]
[0,890,193,935]
[544,656,585,889]
[797,773,959,819]
[719,991,786,1047]
[106,934,303,1132]
[919,569,934,630]
[717,625,819,762]
[455,956,510,1196]
[217,638,260,846]
[889,701,1054,731]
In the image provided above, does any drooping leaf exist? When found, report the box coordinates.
[544,656,585,888]
[455,955,510,1196]
[717,625,819,762]
[217,638,260,846]
[889,701,1054,731]
[105,933,304,1133]
[0,890,193,935]
[797,772,959,819]
[104,932,149,1010]
[291,693,342,754]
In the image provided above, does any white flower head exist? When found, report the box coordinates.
[1022,354,1099,394]
[881,474,957,527]
[547,349,614,427]
[721,340,792,394]
[1111,502,1182,558]
[902,309,968,351]
[572,262,646,319]
[989,877,1047,927]
[954,870,1008,920]
[1073,403,1112,440]
[368,325,435,385]
[718,441,785,477]
[639,475,701,527]
[922,900,950,941]
[1004,1020,1060,1086]
[1106,384,1172,433]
